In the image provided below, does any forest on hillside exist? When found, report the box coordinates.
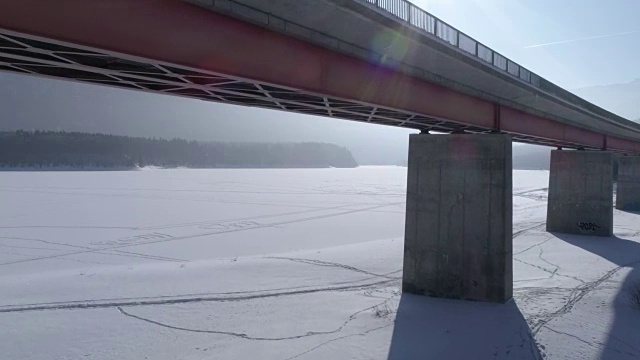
[0,131,358,169]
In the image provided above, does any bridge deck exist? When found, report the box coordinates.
[0,0,639,152]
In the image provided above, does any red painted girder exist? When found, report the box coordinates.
[609,136,640,153]
[0,0,636,152]
[500,107,637,152]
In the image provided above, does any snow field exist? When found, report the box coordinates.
[0,168,639,359]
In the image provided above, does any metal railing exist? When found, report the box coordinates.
[359,0,541,88]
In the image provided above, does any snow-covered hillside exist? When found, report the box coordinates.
[0,167,638,359]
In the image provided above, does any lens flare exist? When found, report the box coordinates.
[369,28,411,68]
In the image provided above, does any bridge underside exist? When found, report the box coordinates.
[0,0,639,153]
[0,30,487,135]
[0,29,554,147]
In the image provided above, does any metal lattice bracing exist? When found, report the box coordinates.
[1,0,640,154]
[0,28,627,151]
[0,30,475,133]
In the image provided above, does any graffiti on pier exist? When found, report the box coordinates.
[578,222,600,232]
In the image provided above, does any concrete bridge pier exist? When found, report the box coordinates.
[616,156,640,211]
[546,150,613,236]
[403,133,513,303]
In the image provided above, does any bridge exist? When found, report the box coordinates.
[1,0,639,303]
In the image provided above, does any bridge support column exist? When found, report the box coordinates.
[546,150,613,236]
[616,156,640,211]
[403,134,512,303]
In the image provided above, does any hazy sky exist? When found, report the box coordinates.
[1,0,639,163]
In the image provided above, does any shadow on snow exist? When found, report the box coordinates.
[386,294,543,359]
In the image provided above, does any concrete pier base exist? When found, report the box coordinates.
[546,150,613,236]
[403,134,512,303]
[616,156,640,211]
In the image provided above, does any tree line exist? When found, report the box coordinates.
[0,130,358,169]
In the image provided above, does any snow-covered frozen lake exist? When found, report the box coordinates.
[1,167,639,359]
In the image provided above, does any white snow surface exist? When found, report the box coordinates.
[1,167,639,360]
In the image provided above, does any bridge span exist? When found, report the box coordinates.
[1,0,639,303]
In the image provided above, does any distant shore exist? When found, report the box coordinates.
[0,130,359,169]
